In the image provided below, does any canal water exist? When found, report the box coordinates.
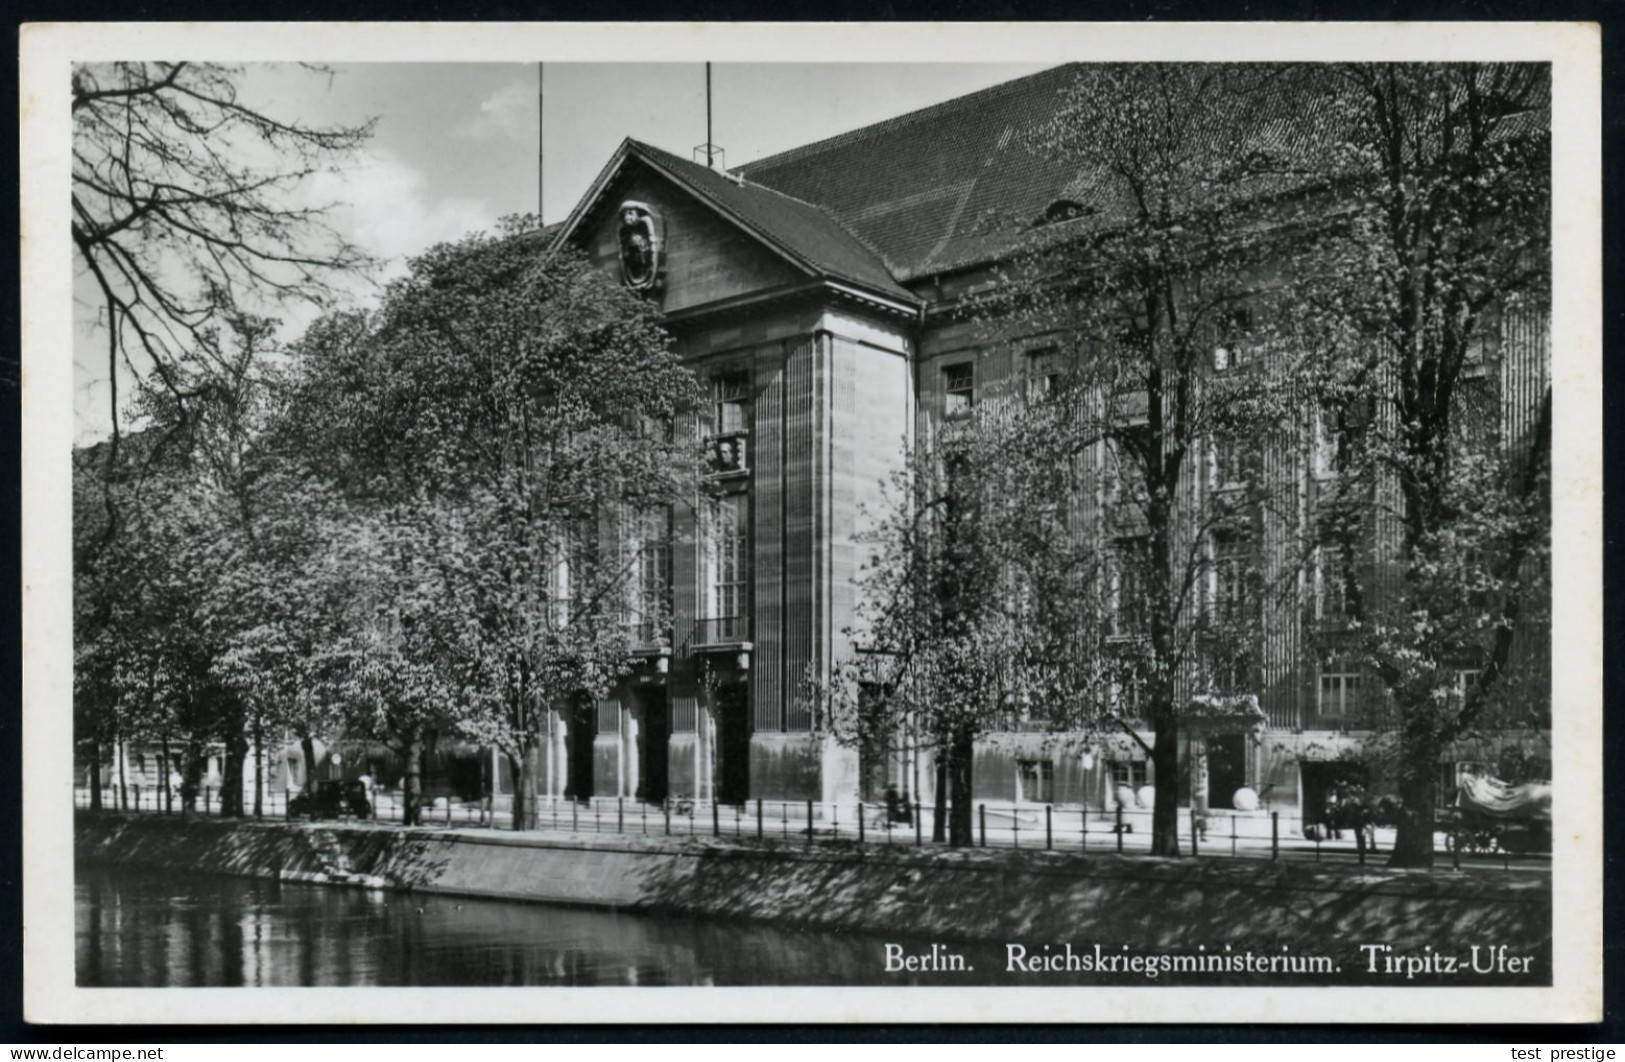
[76,864,1548,988]
[75,864,929,987]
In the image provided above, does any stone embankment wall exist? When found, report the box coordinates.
[75,812,1550,958]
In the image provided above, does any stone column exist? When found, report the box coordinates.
[1191,726,1211,817]
[624,707,640,800]
[552,709,571,803]
[697,704,715,801]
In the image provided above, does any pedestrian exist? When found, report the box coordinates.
[885,783,912,825]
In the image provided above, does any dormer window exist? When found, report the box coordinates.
[1244,150,1280,173]
[1035,198,1096,226]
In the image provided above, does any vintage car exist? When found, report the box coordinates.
[287,779,373,821]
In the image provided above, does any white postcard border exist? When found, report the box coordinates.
[20,19,1603,1025]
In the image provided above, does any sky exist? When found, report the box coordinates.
[73,62,1052,442]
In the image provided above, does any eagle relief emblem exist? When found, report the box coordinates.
[617,201,663,292]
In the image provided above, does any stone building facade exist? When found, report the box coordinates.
[516,65,1550,822]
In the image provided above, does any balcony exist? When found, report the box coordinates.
[628,619,672,654]
[693,615,750,647]
[707,432,749,478]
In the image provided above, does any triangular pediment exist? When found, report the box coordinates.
[553,140,916,317]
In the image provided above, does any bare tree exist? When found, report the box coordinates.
[72,61,374,528]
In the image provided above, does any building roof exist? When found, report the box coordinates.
[562,65,1550,300]
[553,138,917,307]
[628,141,916,303]
[737,63,1548,282]
[736,64,1096,281]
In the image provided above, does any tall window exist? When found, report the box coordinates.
[1315,541,1358,625]
[1109,658,1145,721]
[1025,346,1061,404]
[943,362,975,418]
[1317,665,1363,727]
[710,370,750,473]
[702,493,750,642]
[547,522,593,629]
[1212,530,1251,625]
[1313,397,1369,480]
[631,507,671,645]
[1213,306,1253,372]
[1212,648,1252,696]
[1312,405,1344,479]
[1112,536,1151,635]
[1213,431,1247,487]
[713,370,750,432]
[548,550,572,628]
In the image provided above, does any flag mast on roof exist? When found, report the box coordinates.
[694,62,725,171]
[546,61,552,220]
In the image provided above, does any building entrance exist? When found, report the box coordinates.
[565,695,596,802]
[636,687,670,804]
[857,684,891,803]
[715,683,751,807]
[1299,761,1368,827]
[1206,733,1248,810]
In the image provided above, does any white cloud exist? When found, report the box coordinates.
[75,142,503,444]
[305,148,496,279]
[456,79,534,143]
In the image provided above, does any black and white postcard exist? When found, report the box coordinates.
[19,21,1603,1025]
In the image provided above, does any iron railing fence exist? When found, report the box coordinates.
[72,786,1547,872]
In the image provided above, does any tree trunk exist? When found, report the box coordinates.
[403,730,424,827]
[299,733,318,808]
[161,734,173,813]
[252,719,263,819]
[1389,751,1438,868]
[88,737,102,811]
[117,735,127,811]
[932,750,948,843]
[947,726,975,847]
[1149,711,1182,857]
[182,746,205,812]
[509,738,541,831]
[221,728,249,817]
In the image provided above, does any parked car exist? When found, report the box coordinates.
[287,780,373,820]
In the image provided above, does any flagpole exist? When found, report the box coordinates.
[546,61,552,220]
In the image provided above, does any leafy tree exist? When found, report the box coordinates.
[288,223,700,830]
[815,428,1048,845]
[323,501,466,826]
[1294,63,1552,867]
[73,438,231,812]
[966,65,1312,855]
[88,315,354,817]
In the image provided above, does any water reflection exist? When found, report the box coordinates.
[76,865,905,987]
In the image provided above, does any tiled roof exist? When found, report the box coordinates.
[735,64,1096,281]
[737,63,1547,282]
[626,140,917,304]
[576,65,1548,299]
